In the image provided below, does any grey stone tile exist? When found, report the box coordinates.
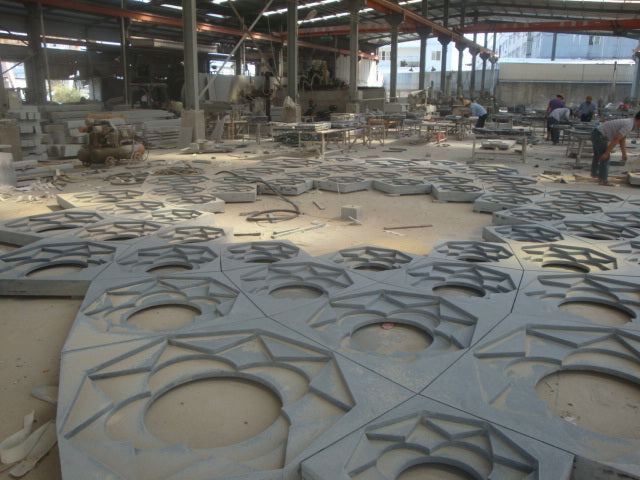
[316,176,372,193]
[0,209,109,246]
[432,183,484,202]
[509,240,631,275]
[220,241,311,272]
[0,236,119,296]
[424,314,640,476]
[301,395,574,480]
[63,271,264,352]
[372,178,431,195]
[269,282,495,392]
[543,216,640,243]
[223,258,373,316]
[515,271,640,328]
[492,206,568,226]
[58,318,413,480]
[318,245,418,283]
[427,240,523,270]
[482,223,565,244]
[473,193,534,213]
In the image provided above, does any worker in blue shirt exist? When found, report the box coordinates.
[465,100,488,128]
[577,96,597,122]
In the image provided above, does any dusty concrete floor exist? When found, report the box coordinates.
[0,130,638,479]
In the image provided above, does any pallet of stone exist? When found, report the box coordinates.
[7,106,40,121]
[40,103,103,123]
[8,108,48,160]
[142,119,182,148]
[12,160,39,171]
[120,109,177,126]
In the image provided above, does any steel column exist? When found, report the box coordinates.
[480,33,488,94]
[287,0,298,103]
[632,48,640,104]
[490,34,497,97]
[418,0,429,91]
[119,0,130,105]
[390,23,399,102]
[470,38,477,95]
[183,0,198,110]
[348,0,363,103]
[455,6,464,97]
[25,3,47,103]
[386,11,403,103]
[439,0,449,94]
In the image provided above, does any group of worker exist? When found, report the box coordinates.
[463,94,639,186]
[545,93,640,186]
[545,93,595,145]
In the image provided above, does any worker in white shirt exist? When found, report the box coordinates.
[548,107,571,144]
[591,111,640,185]
[465,100,488,128]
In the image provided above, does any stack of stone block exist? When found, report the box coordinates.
[7,107,47,161]
[43,120,88,159]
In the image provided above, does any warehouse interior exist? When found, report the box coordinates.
[1,0,640,479]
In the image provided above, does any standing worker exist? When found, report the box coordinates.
[548,107,571,144]
[591,111,640,185]
[545,94,565,140]
[577,96,597,122]
[466,99,489,128]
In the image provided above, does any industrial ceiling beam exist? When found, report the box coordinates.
[462,18,640,34]
[7,0,377,59]
[298,23,416,37]
[364,0,495,56]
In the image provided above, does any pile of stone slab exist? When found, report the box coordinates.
[7,107,47,161]
[43,120,88,159]
[141,118,183,148]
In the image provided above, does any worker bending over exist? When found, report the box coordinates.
[548,107,571,145]
[466,100,488,128]
[591,111,640,186]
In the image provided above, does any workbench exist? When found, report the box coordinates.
[225,120,271,144]
[273,126,357,158]
[470,133,528,163]
[565,128,593,164]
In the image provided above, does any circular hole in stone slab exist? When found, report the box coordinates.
[269,285,324,300]
[398,463,475,480]
[147,264,193,275]
[0,242,18,253]
[457,256,488,263]
[541,262,590,273]
[351,323,432,355]
[248,258,278,264]
[353,263,391,272]
[559,301,632,326]
[145,377,282,449]
[103,234,139,241]
[433,284,484,297]
[579,234,614,241]
[38,225,77,233]
[536,370,640,439]
[127,304,201,330]
[26,263,86,278]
